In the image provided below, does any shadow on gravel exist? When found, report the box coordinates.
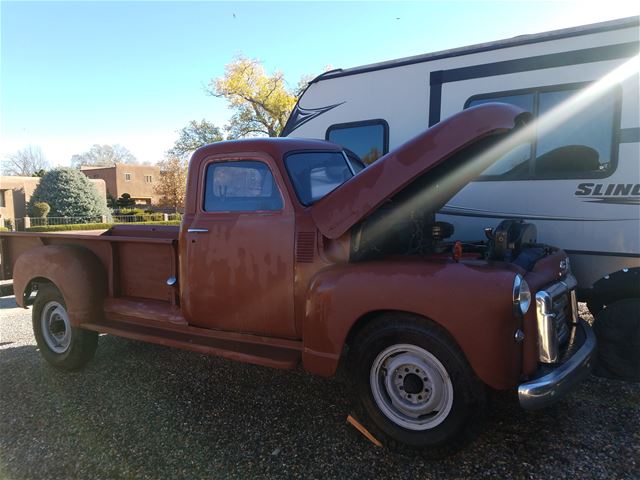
[0,333,638,479]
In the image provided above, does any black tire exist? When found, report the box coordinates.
[593,298,640,382]
[32,284,98,371]
[349,313,485,456]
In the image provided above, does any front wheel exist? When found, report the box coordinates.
[32,284,99,371]
[349,314,485,455]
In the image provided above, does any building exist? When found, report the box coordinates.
[0,176,106,222]
[80,164,161,205]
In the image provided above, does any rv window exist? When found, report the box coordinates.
[535,90,615,176]
[466,84,618,180]
[326,120,388,165]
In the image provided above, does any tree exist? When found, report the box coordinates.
[28,168,109,221]
[168,119,224,158]
[155,156,187,211]
[116,193,136,209]
[208,56,297,138]
[1,145,49,176]
[70,144,137,168]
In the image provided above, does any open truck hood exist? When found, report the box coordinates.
[311,103,529,239]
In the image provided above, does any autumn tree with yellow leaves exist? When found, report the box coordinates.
[208,56,298,138]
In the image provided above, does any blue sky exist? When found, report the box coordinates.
[2,1,639,166]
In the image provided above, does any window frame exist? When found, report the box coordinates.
[325,118,390,162]
[144,175,153,183]
[200,158,285,214]
[464,81,622,181]
[124,172,132,182]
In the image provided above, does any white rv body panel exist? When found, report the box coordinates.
[284,17,640,295]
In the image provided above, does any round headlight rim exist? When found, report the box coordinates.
[513,274,532,316]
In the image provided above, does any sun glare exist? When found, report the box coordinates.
[361,54,640,244]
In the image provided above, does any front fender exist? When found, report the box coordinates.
[14,245,107,326]
[303,260,522,390]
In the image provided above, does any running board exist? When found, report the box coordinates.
[81,319,301,370]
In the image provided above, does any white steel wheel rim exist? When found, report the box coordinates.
[40,301,72,354]
[370,343,454,431]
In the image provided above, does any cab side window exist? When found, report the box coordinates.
[203,161,283,212]
[467,84,618,180]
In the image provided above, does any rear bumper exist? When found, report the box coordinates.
[518,318,596,410]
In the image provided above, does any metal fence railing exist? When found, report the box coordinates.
[3,213,183,231]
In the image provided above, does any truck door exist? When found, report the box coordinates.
[434,54,639,289]
[182,154,296,339]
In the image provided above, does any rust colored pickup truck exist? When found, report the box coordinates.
[0,104,596,454]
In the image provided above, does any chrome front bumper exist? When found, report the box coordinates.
[518,318,596,410]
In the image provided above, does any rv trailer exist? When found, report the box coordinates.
[283,16,640,317]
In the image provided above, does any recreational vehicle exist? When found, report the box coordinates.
[283,17,640,320]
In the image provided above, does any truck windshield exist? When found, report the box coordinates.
[285,151,354,205]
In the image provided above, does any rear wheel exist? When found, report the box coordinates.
[349,314,485,456]
[32,284,98,371]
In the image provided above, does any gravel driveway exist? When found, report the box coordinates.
[1,295,638,479]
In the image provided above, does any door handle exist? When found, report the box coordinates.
[187,228,209,233]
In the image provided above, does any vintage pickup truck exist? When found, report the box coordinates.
[0,104,596,454]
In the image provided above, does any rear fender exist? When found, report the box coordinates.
[13,245,107,326]
[302,261,522,390]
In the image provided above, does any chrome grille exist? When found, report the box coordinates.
[552,294,570,346]
[535,274,578,364]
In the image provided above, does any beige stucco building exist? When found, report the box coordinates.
[81,164,161,205]
[0,176,107,222]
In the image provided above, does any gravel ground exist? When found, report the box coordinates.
[1,295,638,479]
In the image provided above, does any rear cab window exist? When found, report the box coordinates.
[466,83,620,180]
[285,151,354,205]
[326,119,389,165]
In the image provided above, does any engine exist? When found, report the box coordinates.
[486,219,538,262]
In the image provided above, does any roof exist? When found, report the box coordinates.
[312,16,639,83]
[193,137,342,159]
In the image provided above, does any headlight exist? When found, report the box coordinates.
[513,274,532,316]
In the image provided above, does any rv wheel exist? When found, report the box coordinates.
[593,298,640,382]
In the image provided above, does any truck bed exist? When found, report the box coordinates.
[0,224,180,302]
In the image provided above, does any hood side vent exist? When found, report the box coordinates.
[296,232,316,263]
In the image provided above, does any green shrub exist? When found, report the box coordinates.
[26,223,111,232]
[28,168,109,222]
[116,193,136,209]
[0,226,9,232]
[29,201,51,218]
[26,220,181,232]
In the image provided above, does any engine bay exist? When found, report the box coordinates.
[350,205,551,270]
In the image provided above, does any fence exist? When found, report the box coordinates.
[2,213,183,231]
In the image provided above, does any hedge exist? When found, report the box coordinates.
[0,226,9,232]
[26,220,181,232]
